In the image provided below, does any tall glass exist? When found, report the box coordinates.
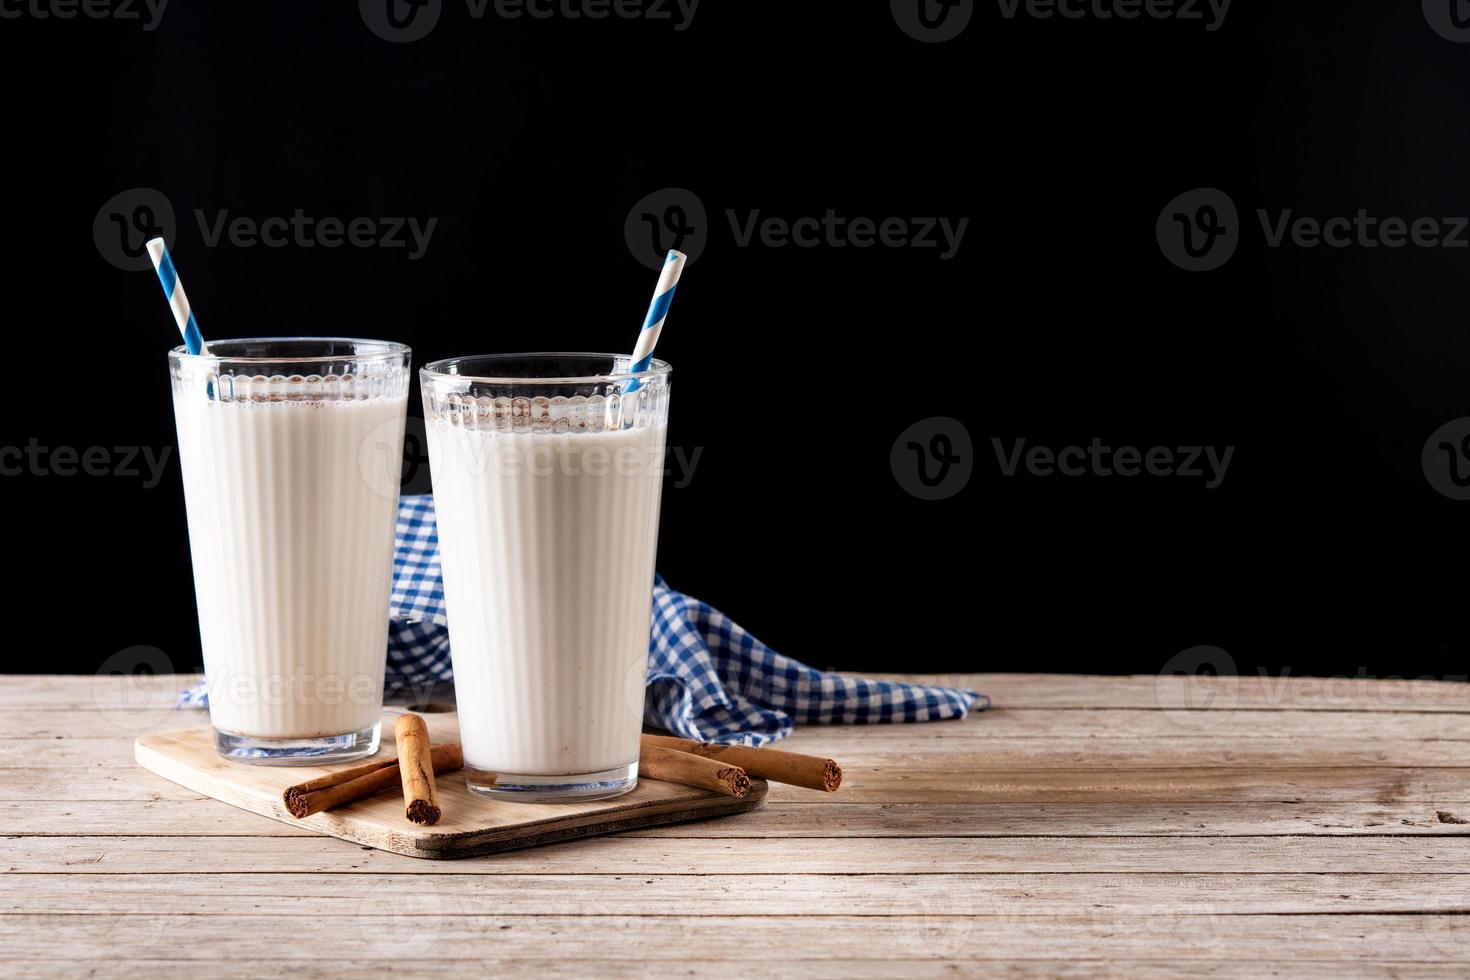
[170,338,411,764]
[421,353,670,801]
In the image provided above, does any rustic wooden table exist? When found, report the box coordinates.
[3,672,1469,976]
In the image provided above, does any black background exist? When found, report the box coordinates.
[2,1,1466,680]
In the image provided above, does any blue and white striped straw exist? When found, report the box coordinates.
[624,249,686,394]
[145,237,206,355]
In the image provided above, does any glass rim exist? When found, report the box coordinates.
[421,352,673,385]
[168,337,411,364]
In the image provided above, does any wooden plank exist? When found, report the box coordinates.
[0,800,317,836]
[923,674,1470,712]
[0,914,1465,961]
[0,675,191,709]
[6,762,1470,804]
[789,709,1470,741]
[5,835,1467,875]
[787,743,1470,769]
[0,769,204,802]
[0,710,207,740]
[10,716,1470,773]
[5,799,1469,838]
[3,872,1469,916]
[9,673,1469,712]
[765,767,1470,804]
[6,961,1470,980]
[12,706,1470,741]
[13,735,1470,771]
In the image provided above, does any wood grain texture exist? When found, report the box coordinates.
[12,706,1470,740]
[5,799,1468,837]
[20,672,1470,710]
[8,834,1468,874]
[133,723,766,858]
[4,962,1470,980]
[6,871,1470,915]
[3,672,1469,974]
[0,913,1466,961]
[23,734,1470,769]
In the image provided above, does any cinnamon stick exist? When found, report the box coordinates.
[640,733,841,792]
[282,743,464,819]
[638,745,750,798]
[394,713,441,825]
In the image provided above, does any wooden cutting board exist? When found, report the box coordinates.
[134,712,766,859]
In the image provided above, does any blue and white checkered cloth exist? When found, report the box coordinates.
[182,494,986,745]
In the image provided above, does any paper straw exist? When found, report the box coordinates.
[624,249,685,394]
[146,237,206,355]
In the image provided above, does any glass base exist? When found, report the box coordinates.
[464,761,639,803]
[212,723,381,765]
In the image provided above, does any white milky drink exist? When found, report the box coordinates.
[170,339,410,764]
[422,354,671,802]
